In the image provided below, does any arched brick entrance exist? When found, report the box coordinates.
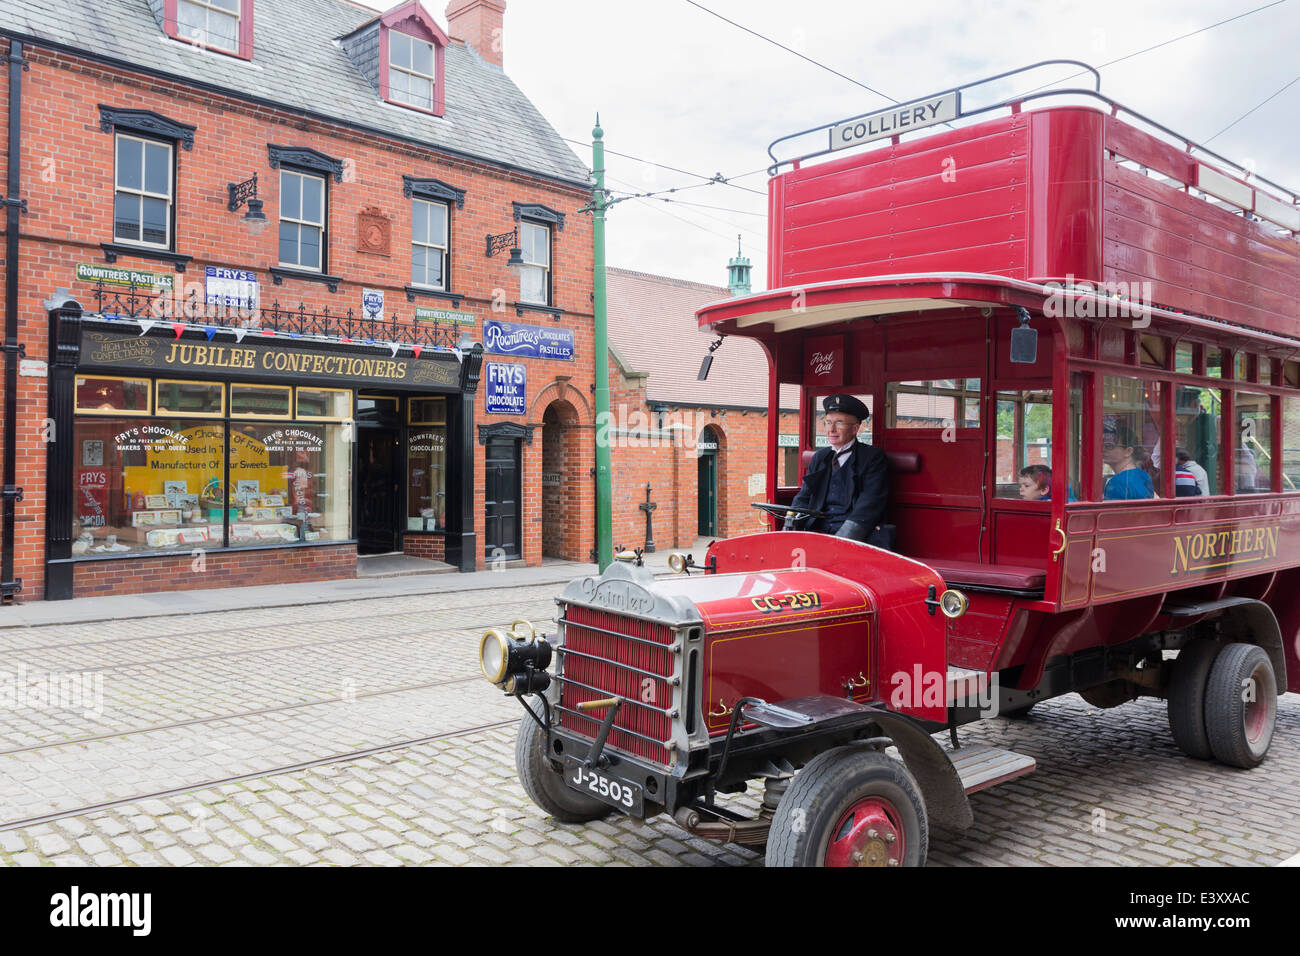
[542,399,583,559]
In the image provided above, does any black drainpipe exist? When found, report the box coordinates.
[1,39,28,603]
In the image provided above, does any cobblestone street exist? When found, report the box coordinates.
[1,582,1297,866]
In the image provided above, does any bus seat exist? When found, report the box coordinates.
[927,559,1046,594]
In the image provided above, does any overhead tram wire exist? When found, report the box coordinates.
[682,0,897,104]
[605,171,766,239]
[1020,0,1292,95]
[1205,73,1300,143]
[562,135,768,197]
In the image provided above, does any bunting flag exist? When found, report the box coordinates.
[289,331,301,339]
[388,342,400,357]
[171,323,185,339]
[232,328,249,343]
[137,319,156,337]
[203,326,217,341]
[341,337,353,344]
[453,347,463,364]
[412,345,423,360]
[104,312,120,322]
[261,327,275,335]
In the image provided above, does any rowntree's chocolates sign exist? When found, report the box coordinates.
[79,330,462,389]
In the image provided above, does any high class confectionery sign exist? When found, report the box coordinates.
[80,330,461,388]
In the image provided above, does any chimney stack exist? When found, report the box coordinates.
[445,0,507,68]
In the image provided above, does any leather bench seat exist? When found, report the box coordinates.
[926,559,1046,593]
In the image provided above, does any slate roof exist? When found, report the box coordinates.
[608,268,800,411]
[0,0,591,187]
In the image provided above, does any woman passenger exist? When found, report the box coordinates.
[1103,423,1155,500]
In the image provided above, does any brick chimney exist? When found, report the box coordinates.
[445,0,507,68]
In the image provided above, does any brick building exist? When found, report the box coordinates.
[605,258,800,552]
[0,0,597,601]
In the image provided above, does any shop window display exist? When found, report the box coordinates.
[407,397,446,530]
[229,422,351,545]
[71,418,226,554]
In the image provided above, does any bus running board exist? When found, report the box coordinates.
[946,744,1036,795]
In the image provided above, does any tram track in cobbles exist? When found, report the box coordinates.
[0,607,559,674]
[0,673,490,758]
[0,587,566,656]
[0,716,520,833]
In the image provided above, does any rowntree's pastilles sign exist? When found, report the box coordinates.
[76,263,175,291]
[79,329,461,388]
[483,319,574,360]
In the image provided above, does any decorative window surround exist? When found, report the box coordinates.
[478,421,535,445]
[403,176,466,209]
[99,106,196,151]
[512,202,565,231]
[267,145,345,182]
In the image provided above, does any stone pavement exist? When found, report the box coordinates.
[0,575,1297,866]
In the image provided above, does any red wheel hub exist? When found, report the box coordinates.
[1244,662,1272,744]
[824,797,906,867]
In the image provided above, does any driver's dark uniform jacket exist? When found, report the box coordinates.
[788,441,889,540]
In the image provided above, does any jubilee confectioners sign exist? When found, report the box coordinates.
[80,329,462,389]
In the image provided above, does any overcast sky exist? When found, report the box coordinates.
[372,0,1300,290]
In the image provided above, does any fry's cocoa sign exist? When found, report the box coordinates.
[804,335,844,386]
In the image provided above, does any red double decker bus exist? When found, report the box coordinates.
[484,62,1299,866]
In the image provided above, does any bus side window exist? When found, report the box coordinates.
[1175,382,1222,496]
[1102,376,1161,500]
[1285,394,1300,493]
[995,390,1055,500]
[1235,391,1273,494]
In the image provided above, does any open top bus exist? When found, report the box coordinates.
[482,62,1300,867]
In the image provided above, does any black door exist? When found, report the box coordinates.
[698,450,717,536]
[485,437,521,560]
[358,427,401,554]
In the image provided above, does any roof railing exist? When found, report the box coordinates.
[765,60,1299,231]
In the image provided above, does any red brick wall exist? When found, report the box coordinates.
[606,356,801,551]
[72,543,357,597]
[403,534,446,561]
[1,40,595,596]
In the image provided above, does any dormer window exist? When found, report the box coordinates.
[340,2,448,117]
[164,0,254,59]
[388,32,435,112]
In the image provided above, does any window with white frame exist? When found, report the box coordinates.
[177,0,241,53]
[519,220,550,305]
[412,198,449,290]
[114,134,173,249]
[278,170,325,272]
[389,32,435,111]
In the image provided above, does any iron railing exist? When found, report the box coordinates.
[90,280,468,350]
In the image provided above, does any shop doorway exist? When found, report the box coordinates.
[697,426,719,536]
[485,437,522,561]
[358,427,401,554]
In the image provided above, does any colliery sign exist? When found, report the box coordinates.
[830,93,960,150]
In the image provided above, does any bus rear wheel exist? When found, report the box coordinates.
[1167,639,1220,761]
[766,748,927,867]
[1204,643,1277,769]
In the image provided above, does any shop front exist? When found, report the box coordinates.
[44,304,484,600]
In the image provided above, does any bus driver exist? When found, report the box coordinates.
[784,394,889,541]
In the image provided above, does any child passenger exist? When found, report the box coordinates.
[1018,464,1053,500]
